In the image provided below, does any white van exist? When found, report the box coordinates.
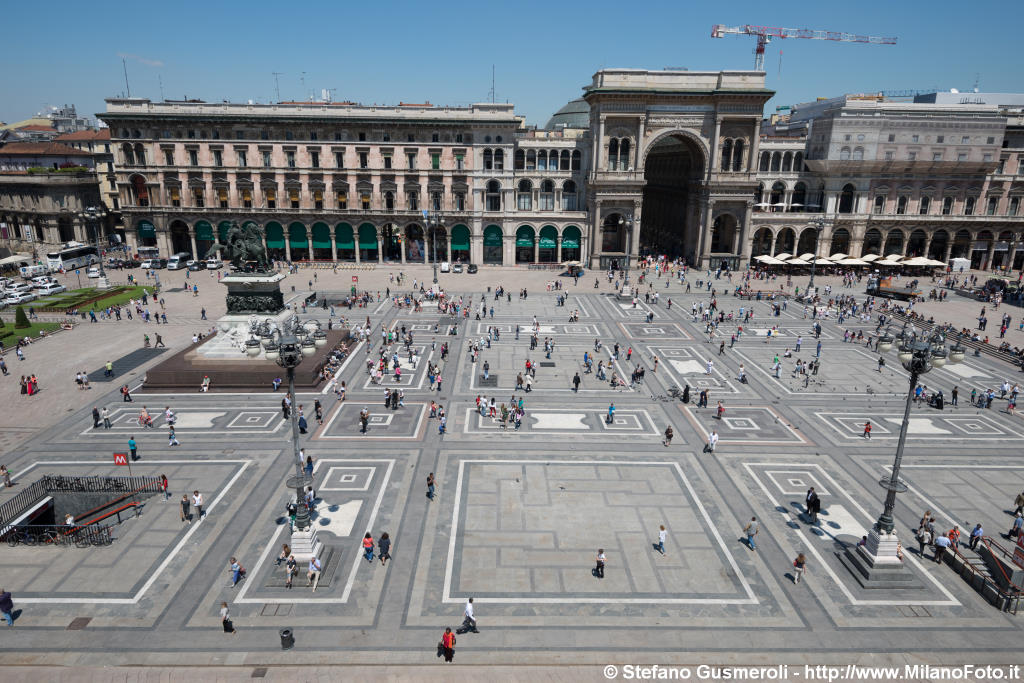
[20,264,49,279]
[166,252,191,270]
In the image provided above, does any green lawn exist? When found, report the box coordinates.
[32,286,151,311]
[0,321,61,342]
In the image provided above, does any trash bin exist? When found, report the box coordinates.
[280,627,295,650]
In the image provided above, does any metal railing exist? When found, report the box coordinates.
[40,474,161,494]
[947,540,1021,614]
[0,478,51,527]
[3,523,113,548]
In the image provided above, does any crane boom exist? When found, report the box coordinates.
[711,24,897,71]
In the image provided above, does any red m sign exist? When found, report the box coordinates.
[113,452,129,466]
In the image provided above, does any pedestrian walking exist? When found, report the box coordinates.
[705,429,719,453]
[379,532,392,566]
[744,516,759,551]
[933,532,951,563]
[128,436,138,461]
[228,557,245,586]
[594,548,606,579]
[0,588,13,627]
[193,490,205,520]
[0,464,11,488]
[969,523,984,550]
[92,406,101,429]
[168,426,180,446]
[572,372,581,392]
[285,555,297,588]
[363,532,375,562]
[160,474,169,501]
[657,525,667,555]
[314,399,323,426]
[1014,491,1024,516]
[461,597,479,633]
[427,472,436,500]
[102,407,111,429]
[792,553,807,583]
[220,601,236,634]
[862,421,872,439]
[663,426,673,447]
[440,627,456,663]
[180,494,190,523]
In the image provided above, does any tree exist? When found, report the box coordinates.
[14,306,30,329]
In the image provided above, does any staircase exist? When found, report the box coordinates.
[945,539,1022,613]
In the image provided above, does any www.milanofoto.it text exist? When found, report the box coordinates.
[608,663,1021,680]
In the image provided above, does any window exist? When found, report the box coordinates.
[844,134,851,142]
[314,190,323,210]
[266,188,276,208]
[335,151,344,168]
[454,192,465,211]
[853,147,864,160]
[539,180,554,211]
[908,152,917,161]
[358,152,368,169]
[496,136,502,143]
[432,132,439,143]
[571,150,580,171]
[942,196,953,214]
[286,151,296,168]
[408,192,418,211]
[189,150,198,166]
[384,191,394,210]
[407,152,416,169]
[526,150,536,171]
[169,187,181,207]
[455,154,464,170]
[933,152,943,161]
[431,153,440,170]
[311,151,320,168]
[962,136,970,144]
[383,154,392,169]
[987,137,995,144]
[964,196,975,215]
[858,134,865,141]
[720,139,732,171]
[983,154,992,162]
[262,150,272,167]
[888,134,895,142]
[517,180,532,211]
[937,135,944,143]
[494,149,504,170]
[361,194,371,210]
[957,152,968,161]
[896,196,907,214]
[919,196,931,214]
[218,188,228,208]
[408,133,415,142]
[336,191,347,209]
[873,195,885,214]
[997,160,1005,173]
[188,129,196,139]
[486,180,501,211]
[236,131,244,140]
[382,133,389,142]
[1010,197,1021,216]
[260,130,269,140]
[839,147,850,161]
[912,135,919,143]
[193,188,204,207]
[235,150,246,167]
[431,192,441,211]
[987,197,998,215]
[358,132,366,142]
[164,150,174,165]
[562,180,577,211]
[310,132,318,141]
[456,133,463,143]
[213,150,223,167]
[242,189,252,208]
[884,151,894,160]
[285,131,294,141]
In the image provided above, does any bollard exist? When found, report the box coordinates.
[280,627,295,650]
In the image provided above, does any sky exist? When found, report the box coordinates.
[3,0,1023,128]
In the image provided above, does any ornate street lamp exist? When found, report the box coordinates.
[426,210,443,284]
[619,213,634,279]
[78,206,109,288]
[845,326,962,586]
[805,214,829,300]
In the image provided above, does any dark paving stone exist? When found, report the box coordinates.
[66,617,91,630]
[87,348,167,383]
[478,376,498,387]
[540,362,556,367]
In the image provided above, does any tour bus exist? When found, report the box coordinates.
[45,242,98,273]
[137,246,160,261]
[166,252,191,270]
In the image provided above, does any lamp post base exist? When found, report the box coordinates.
[97,276,110,290]
[839,528,923,589]
[289,526,323,564]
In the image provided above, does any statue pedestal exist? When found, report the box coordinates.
[199,272,289,360]
[839,528,922,589]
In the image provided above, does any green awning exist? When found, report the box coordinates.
[335,223,354,249]
[539,225,558,249]
[265,222,285,249]
[358,223,378,249]
[562,226,581,249]
[137,220,156,238]
[218,220,232,242]
[194,220,214,241]
[311,222,331,249]
[451,225,471,250]
[484,226,503,247]
[288,222,308,248]
[516,226,535,248]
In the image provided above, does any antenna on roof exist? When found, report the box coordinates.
[122,58,131,97]
[272,72,283,102]
[488,65,496,103]
[158,74,165,101]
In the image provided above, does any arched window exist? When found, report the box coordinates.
[134,144,146,166]
[732,140,744,171]
[494,149,504,170]
[792,182,807,211]
[550,151,560,170]
[793,152,803,171]
[919,196,932,215]
[942,196,954,214]
[130,175,149,207]
[539,180,555,210]
[526,149,536,171]
[964,196,976,215]
[852,147,864,160]
[384,191,394,210]
[874,195,886,214]
[517,180,533,211]
[896,196,908,214]
[514,149,525,170]
[483,149,493,170]
[721,139,733,171]
[538,150,547,171]
[562,180,577,210]
[608,139,618,171]
[571,150,581,171]
[122,143,135,166]
[770,152,781,171]
[560,150,570,171]
[486,180,501,212]
[839,184,856,213]
[840,147,851,161]
[782,151,792,172]
[770,181,785,208]
[619,139,630,170]
[759,151,770,171]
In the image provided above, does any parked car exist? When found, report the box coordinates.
[205,259,223,270]
[467,264,478,274]
[5,291,36,305]
[6,282,33,294]
[30,276,58,288]
[440,261,451,273]
[187,260,206,271]
[36,283,66,296]
[86,267,101,278]
[140,258,167,269]
[452,263,463,273]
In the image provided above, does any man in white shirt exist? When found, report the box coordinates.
[192,491,205,520]
[307,555,321,589]
[708,430,719,453]
[462,597,479,633]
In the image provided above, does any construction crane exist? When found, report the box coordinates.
[711,25,897,71]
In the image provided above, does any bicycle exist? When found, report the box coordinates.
[5,528,38,546]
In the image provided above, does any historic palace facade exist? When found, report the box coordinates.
[2,69,1023,271]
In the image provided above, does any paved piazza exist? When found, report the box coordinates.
[1,265,1024,678]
